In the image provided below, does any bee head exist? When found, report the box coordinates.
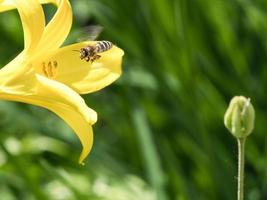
[79,48,88,59]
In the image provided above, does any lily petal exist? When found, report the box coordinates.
[0,52,34,87]
[0,0,55,12]
[0,0,14,12]
[37,75,97,163]
[41,103,94,164]
[36,74,97,164]
[37,0,72,56]
[33,42,124,94]
[0,74,97,164]
[14,0,45,54]
[35,75,97,125]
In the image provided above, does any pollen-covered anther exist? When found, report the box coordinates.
[42,60,58,79]
[53,61,58,68]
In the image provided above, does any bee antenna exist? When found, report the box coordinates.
[72,50,80,52]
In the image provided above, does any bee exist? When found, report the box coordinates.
[78,41,113,63]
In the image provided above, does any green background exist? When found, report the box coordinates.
[0,0,267,199]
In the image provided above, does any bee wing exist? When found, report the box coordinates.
[75,25,104,42]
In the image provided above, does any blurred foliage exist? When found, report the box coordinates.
[1,0,267,199]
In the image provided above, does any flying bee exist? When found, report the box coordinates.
[78,41,113,63]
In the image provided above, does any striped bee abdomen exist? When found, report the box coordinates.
[95,41,113,53]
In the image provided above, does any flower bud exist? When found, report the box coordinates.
[224,96,255,138]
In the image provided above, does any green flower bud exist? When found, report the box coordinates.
[224,96,255,138]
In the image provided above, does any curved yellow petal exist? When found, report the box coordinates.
[36,74,96,164]
[0,52,35,88]
[0,74,97,164]
[0,0,14,12]
[0,0,55,12]
[14,0,45,54]
[0,71,95,164]
[35,75,97,125]
[9,96,93,164]
[41,103,94,164]
[33,42,124,94]
[36,0,72,57]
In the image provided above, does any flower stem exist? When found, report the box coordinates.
[237,137,246,200]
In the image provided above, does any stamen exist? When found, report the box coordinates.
[42,62,49,77]
[47,62,53,77]
[53,61,58,68]
[42,60,58,79]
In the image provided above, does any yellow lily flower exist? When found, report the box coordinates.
[0,0,124,164]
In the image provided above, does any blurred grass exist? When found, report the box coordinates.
[1,0,267,199]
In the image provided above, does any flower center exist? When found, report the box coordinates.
[41,60,58,79]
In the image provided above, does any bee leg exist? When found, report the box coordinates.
[91,55,101,63]
[85,57,90,62]
[95,55,101,60]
